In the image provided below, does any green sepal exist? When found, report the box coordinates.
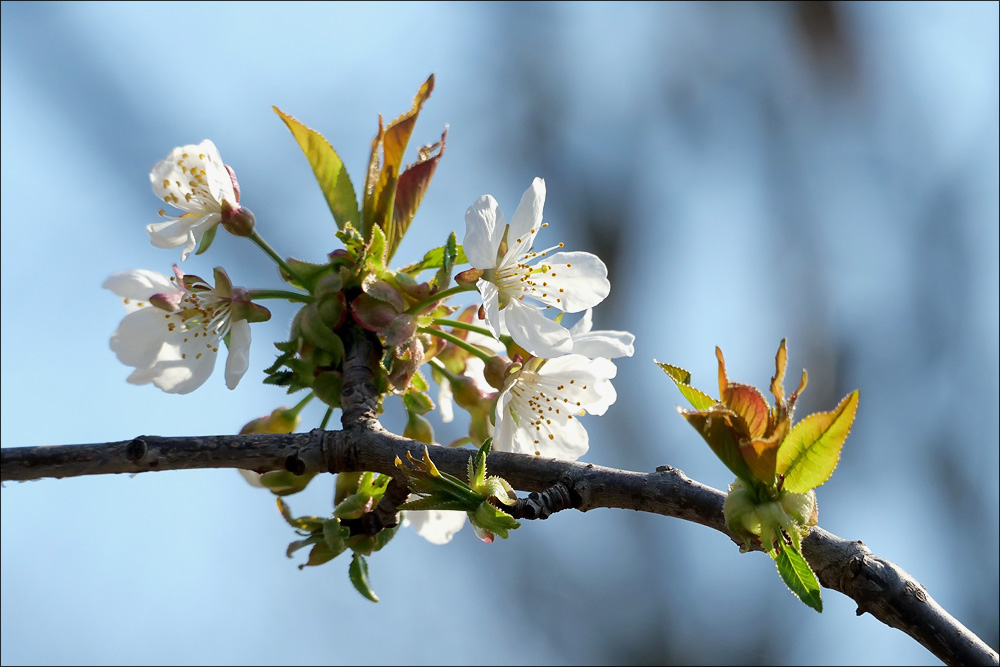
[194,221,219,255]
[773,545,823,612]
[349,553,379,602]
[300,303,345,362]
[656,361,718,411]
[403,389,435,415]
[777,390,859,493]
[333,493,374,520]
[469,501,520,542]
[371,522,400,552]
[274,106,361,231]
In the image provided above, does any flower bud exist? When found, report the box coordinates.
[220,200,256,237]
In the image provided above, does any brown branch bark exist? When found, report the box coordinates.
[1,333,995,666]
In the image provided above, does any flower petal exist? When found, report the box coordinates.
[403,509,467,545]
[570,329,635,359]
[477,278,503,340]
[103,269,177,301]
[503,299,572,358]
[225,319,252,390]
[110,308,172,368]
[531,251,610,312]
[463,195,505,270]
[506,177,545,259]
[146,341,218,394]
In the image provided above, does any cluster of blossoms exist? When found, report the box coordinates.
[105,85,633,556]
[105,140,270,395]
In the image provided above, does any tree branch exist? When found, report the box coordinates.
[2,430,995,665]
[1,334,995,666]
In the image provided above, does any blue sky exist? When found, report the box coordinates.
[2,2,997,665]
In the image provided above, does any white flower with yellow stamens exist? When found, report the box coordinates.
[493,354,618,460]
[147,139,242,261]
[103,265,269,394]
[463,178,611,358]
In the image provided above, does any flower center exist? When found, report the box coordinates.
[492,223,565,309]
[506,368,587,455]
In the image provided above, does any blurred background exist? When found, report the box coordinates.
[2,2,997,665]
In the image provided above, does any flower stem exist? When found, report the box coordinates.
[405,283,477,315]
[249,230,308,286]
[287,392,315,420]
[419,326,494,365]
[319,406,334,430]
[247,288,313,304]
[430,318,493,339]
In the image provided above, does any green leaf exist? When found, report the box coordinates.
[349,553,379,602]
[276,498,326,533]
[431,231,458,291]
[681,406,759,488]
[298,541,337,570]
[777,390,859,493]
[322,518,348,558]
[274,106,360,231]
[774,546,823,612]
[400,243,469,275]
[656,361,718,411]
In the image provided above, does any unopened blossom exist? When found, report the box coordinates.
[463,178,611,358]
[147,140,244,260]
[104,266,269,394]
[494,353,618,460]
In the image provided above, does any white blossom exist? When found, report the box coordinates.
[494,354,618,460]
[147,139,239,261]
[463,178,610,358]
[104,266,267,394]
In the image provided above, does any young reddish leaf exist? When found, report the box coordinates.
[362,74,435,244]
[388,127,447,260]
[681,405,758,487]
[722,382,770,439]
[777,390,860,493]
[774,545,823,612]
[740,437,780,486]
[656,361,717,410]
[273,107,360,231]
